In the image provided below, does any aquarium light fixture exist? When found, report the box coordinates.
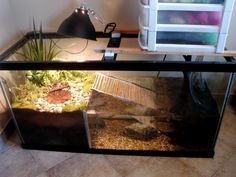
[57,4,103,41]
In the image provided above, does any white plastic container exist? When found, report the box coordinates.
[138,0,235,53]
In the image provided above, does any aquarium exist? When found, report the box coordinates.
[0,33,235,157]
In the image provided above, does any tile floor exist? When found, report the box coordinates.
[0,106,236,177]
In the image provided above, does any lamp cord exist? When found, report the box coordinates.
[156,55,167,78]
[52,39,88,54]
[52,22,116,54]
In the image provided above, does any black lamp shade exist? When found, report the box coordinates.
[57,8,96,41]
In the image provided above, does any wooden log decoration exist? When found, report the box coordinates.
[95,47,236,57]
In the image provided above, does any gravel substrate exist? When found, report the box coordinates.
[34,82,90,113]
[89,119,183,151]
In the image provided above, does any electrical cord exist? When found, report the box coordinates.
[156,55,167,78]
[52,22,116,54]
[189,56,205,105]
[52,23,116,54]
[52,39,88,54]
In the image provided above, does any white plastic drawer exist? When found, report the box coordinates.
[139,2,223,28]
[158,11,222,25]
[156,32,218,45]
[142,0,225,4]
[138,28,148,49]
[138,0,234,52]
[141,0,149,5]
[139,5,149,27]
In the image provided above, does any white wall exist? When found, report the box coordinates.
[226,3,236,50]
[9,0,139,33]
[8,0,236,49]
[0,0,20,53]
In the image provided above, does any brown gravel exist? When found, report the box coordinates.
[89,119,183,151]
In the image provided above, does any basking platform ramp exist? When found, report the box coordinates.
[92,73,157,109]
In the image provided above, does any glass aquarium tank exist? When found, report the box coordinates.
[0,33,234,157]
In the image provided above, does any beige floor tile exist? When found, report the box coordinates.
[0,148,43,177]
[46,153,122,177]
[212,152,236,177]
[36,172,49,177]
[104,154,151,176]
[180,139,233,177]
[0,132,21,153]
[30,150,73,170]
[218,107,236,148]
[126,157,203,177]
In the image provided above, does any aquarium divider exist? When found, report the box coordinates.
[83,111,92,148]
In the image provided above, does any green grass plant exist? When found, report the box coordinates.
[17,21,60,61]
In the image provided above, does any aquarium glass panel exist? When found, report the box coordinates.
[5,70,96,148]
[86,70,230,151]
[0,56,233,154]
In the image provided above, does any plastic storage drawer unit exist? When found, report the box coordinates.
[139,0,235,53]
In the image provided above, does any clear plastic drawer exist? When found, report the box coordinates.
[158,11,222,25]
[156,32,218,45]
[139,2,223,27]
[139,28,148,49]
[139,28,218,47]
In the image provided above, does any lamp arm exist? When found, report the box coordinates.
[80,3,105,25]
[87,8,105,25]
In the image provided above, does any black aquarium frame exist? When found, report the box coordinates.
[0,32,235,157]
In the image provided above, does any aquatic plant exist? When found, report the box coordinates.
[16,21,60,61]
[11,80,47,109]
[25,70,93,86]
[25,71,46,86]
[83,74,96,93]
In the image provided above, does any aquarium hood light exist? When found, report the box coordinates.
[57,4,98,41]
